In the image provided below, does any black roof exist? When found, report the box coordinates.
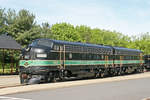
[0,34,22,50]
[30,39,113,49]
[30,39,113,54]
[113,46,142,55]
[30,39,143,55]
[51,39,112,49]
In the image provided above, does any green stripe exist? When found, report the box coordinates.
[19,60,144,67]
[114,60,144,64]
[65,60,113,65]
[19,60,61,67]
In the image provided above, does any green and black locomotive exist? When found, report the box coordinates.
[19,39,144,84]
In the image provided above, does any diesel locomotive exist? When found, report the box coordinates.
[19,39,144,84]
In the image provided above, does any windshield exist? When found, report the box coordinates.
[30,39,53,48]
[37,39,53,48]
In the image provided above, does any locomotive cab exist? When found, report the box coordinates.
[19,39,55,84]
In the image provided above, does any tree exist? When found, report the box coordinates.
[51,23,81,42]
[131,32,150,54]
[0,8,7,35]
[16,25,41,47]
[75,25,92,43]
[6,9,35,38]
[40,22,52,38]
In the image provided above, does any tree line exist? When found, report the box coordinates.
[0,8,150,54]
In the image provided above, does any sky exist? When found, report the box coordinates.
[0,0,150,36]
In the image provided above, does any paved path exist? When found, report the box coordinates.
[5,77,150,100]
[0,75,20,87]
[1,72,150,95]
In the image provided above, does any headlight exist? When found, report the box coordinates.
[37,54,47,58]
[24,55,30,59]
[34,48,44,53]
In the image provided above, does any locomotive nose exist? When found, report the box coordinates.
[19,60,33,68]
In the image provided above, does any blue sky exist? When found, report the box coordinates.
[0,0,150,36]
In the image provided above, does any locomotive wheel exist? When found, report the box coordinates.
[117,68,122,76]
[19,73,28,84]
[114,70,118,76]
[139,67,144,73]
[51,77,57,82]
[100,71,104,78]
[121,68,126,75]
[117,70,121,76]
[20,75,25,84]
[48,72,57,82]
[49,74,57,82]
[94,70,100,78]
[95,72,100,78]
[141,67,144,73]
[59,70,67,81]
[59,74,65,81]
